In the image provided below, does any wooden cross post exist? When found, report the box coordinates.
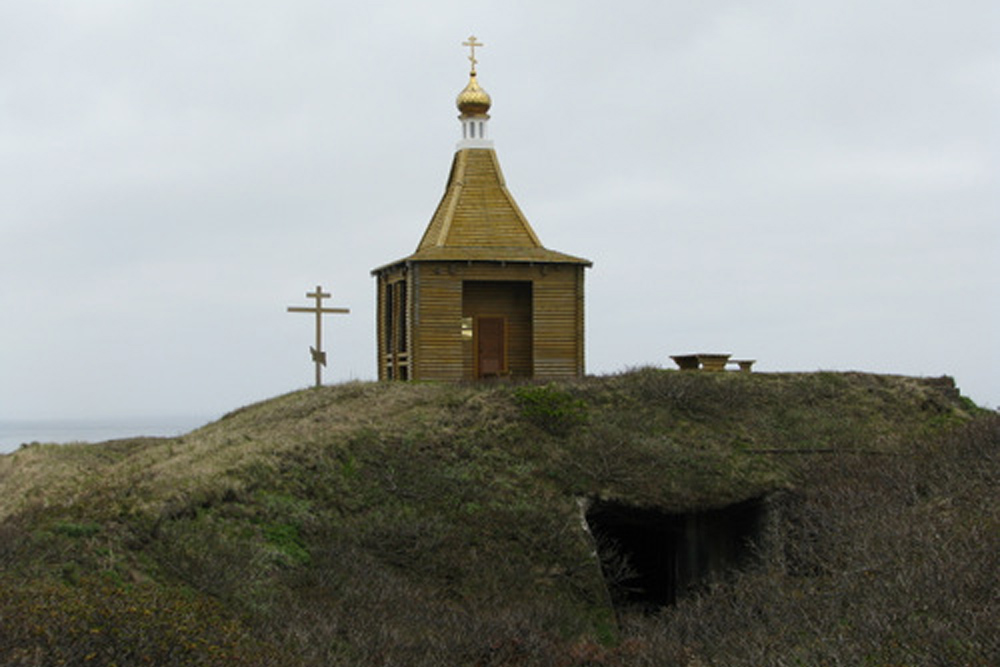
[287,285,350,387]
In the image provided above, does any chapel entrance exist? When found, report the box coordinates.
[476,316,506,377]
[462,281,532,379]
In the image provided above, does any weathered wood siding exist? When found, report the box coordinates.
[406,262,584,381]
[374,265,411,380]
[409,263,464,380]
[532,264,585,379]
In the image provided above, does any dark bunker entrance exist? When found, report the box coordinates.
[585,497,767,610]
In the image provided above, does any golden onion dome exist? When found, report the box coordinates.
[456,72,491,116]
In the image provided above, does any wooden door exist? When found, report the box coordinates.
[476,316,506,377]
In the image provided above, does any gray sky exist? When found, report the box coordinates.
[2,0,997,429]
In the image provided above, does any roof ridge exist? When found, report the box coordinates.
[415,148,543,252]
[487,150,543,248]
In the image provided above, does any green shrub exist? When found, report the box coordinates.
[514,383,589,436]
[52,520,101,539]
[262,522,311,566]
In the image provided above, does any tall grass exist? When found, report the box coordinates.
[0,370,992,665]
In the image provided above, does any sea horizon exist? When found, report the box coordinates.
[0,414,215,454]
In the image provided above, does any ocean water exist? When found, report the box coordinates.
[0,415,213,455]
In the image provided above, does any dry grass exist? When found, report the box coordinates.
[0,370,991,665]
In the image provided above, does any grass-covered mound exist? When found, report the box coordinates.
[0,369,995,665]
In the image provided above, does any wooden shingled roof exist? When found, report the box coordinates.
[375,148,591,271]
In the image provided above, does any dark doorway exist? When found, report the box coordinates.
[586,497,766,611]
[476,316,506,377]
[462,281,532,379]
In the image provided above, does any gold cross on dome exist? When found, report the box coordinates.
[463,35,483,73]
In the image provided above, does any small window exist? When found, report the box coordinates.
[461,317,474,339]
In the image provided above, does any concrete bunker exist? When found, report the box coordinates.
[585,496,768,610]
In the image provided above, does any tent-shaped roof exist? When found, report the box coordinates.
[374,148,591,272]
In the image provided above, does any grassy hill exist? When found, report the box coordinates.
[1,369,996,665]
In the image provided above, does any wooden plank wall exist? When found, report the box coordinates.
[374,266,410,380]
[411,262,585,381]
[532,265,585,379]
[375,272,387,380]
[411,263,464,380]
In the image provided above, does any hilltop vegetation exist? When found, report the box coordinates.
[0,369,996,665]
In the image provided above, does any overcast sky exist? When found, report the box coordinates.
[2,1,997,435]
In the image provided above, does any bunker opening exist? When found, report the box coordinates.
[586,496,768,611]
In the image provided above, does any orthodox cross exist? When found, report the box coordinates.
[463,35,483,73]
[286,285,349,387]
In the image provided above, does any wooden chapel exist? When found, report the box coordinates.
[371,38,591,381]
